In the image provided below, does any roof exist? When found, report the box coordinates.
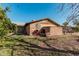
[24,18,61,26]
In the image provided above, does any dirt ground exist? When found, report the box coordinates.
[1,35,79,56]
[10,35,79,55]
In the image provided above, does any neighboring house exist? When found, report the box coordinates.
[63,26,74,33]
[24,18,63,37]
[17,25,25,34]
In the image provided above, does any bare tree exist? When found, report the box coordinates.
[59,3,79,25]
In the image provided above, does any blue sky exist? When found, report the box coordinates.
[0,3,71,25]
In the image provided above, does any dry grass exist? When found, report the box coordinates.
[0,35,79,56]
[10,35,79,55]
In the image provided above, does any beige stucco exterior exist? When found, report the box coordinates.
[25,19,63,36]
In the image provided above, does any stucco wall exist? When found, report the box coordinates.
[27,20,63,36]
[29,20,57,35]
[50,26,63,36]
[25,25,30,35]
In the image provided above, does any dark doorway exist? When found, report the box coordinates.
[40,28,46,37]
[40,27,50,37]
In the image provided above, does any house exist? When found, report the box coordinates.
[62,26,75,34]
[24,18,63,37]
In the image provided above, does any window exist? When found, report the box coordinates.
[42,27,50,32]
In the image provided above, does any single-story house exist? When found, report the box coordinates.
[24,18,63,37]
